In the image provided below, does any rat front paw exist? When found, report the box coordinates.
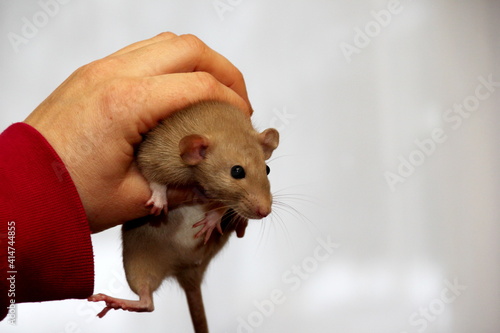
[193,208,226,244]
[146,182,168,216]
[146,197,167,216]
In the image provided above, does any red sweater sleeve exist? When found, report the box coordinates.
[0,123,94,322]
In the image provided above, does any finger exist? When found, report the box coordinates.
[166,186,196,208]
[131,72,251,136]
[107,32,178,57]
[117,35,251,110]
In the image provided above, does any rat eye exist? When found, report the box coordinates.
[266,165,270,175]
[231,165,246,179]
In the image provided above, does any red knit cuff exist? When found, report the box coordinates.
[0,123,94,317]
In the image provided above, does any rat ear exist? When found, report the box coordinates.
[179,134,209,165]
[259,128,279,160]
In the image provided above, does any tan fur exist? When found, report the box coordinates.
[121,102,279,332]
[137,101,279,219]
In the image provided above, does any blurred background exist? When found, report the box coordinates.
[1,0,499,332]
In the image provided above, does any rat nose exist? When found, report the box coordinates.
[256,207,271,218]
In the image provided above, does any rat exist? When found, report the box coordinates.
[88,101,279,333]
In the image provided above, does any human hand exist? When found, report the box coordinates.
[24,32,252,233]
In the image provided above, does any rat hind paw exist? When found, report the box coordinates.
[146,182,168,216]
[88,293,154,318]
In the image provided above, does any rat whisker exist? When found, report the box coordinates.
[272,191,317,206]
[233,182,250,198]
[273,200,320,236]
[268,208,294,250]
[266,153,301,164]
[203,204,233,214]
[220,210,237,234]
[256,218,269,249]
[272,200,312,226]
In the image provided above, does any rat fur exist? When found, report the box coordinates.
[89,102,279,333]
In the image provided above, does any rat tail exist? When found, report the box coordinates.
[184,285,208,333]
[177,269,209,333]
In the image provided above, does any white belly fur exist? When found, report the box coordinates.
[168,204,207,250]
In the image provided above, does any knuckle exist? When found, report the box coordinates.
[154,31,177,40]
[193,71,219,91]
[75,62,99,81]
[178,34,206,54]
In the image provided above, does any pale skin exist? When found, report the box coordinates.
[23,32,252,233]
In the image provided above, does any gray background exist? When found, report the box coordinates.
[1,0,499,332]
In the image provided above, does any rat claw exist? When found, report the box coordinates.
[146,198,168,216]
[192,219,206,229]
[194,225,214,245]
[203,232,211,244]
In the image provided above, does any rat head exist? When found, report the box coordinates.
[179,127,279,220]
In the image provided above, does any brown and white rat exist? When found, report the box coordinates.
[88,101,279,333]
